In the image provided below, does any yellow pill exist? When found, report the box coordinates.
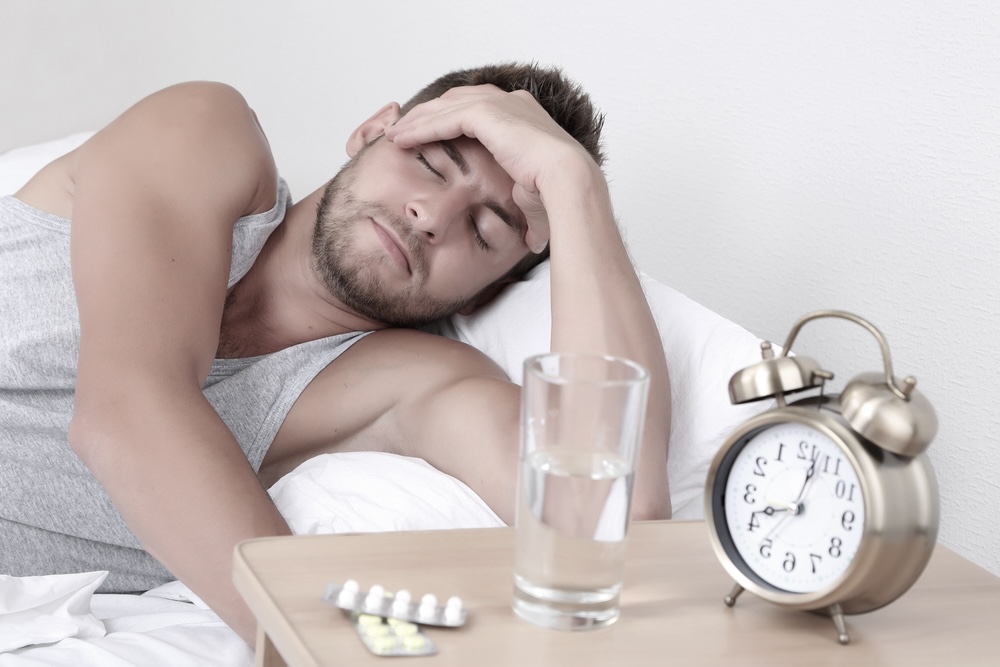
[392,622,419,636]
[362,624,391,638]
[402,634,427,651]
[372,636,400,654]
[356,614,382,626]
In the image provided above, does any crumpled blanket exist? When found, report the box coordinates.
[0,571,107,652]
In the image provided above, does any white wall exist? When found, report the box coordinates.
[3,1,998,577]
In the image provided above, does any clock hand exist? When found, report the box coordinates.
[762,513,793,542]
[750,503,798,543]
[759,461,817,542]
[791,457,819,506]
[750,506,786,523]
[761,499,799,514]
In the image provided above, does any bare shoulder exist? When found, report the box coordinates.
[263,329,513,483]
[16,81,277,219]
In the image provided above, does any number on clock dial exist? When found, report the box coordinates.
[724,423,865,593]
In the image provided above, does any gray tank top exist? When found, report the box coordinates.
[0,180,369,591]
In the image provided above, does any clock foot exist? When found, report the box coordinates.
[828,604,850,645]
[723,583,744,607]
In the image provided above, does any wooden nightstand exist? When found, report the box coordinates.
[233,521,999,666]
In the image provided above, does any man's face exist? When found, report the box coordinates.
[313,134,532,327]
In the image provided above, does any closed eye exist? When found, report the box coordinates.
[418,150,491,251]
[470,216,490,251]
[416,152,445,180]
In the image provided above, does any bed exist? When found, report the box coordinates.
[0,134,771,666]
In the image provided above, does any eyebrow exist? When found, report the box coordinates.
[439,141,470,177]
[438,140,526,238]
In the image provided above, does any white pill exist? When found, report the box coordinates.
[369,584,385,598]
[394,589,412,604]
[343,579,360,592]
[337,588,357,606]
[391,594,410,616]
[418,594,438,619]
[446,596,463,610]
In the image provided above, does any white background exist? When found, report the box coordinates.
[3,1,997,577]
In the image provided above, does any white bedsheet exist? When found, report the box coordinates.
[1,453,504,666]
[1,589,251,666]
[1,134,770,665]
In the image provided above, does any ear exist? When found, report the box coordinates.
[346,102,402,157]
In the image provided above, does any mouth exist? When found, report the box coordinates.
[371,218,412,275]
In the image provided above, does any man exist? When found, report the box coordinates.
[1,63,670,643]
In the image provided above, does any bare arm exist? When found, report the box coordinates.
[386,87,671,519]
[66,82,288,643]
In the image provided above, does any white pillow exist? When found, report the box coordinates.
[0,132,94,194]
[2,134,770,523]
[268,452,504,534]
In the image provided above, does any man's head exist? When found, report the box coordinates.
[313,62,606,327]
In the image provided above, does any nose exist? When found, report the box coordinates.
[406,194,462,244]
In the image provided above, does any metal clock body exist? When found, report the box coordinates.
[704,310,940,644]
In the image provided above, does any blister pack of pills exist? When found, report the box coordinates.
[351,612,437,657]
[323,580,468,627]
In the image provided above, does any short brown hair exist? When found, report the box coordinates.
[404,63,606,280]
[402,62,606,167]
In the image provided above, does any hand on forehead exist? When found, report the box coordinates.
[386,85,568,255]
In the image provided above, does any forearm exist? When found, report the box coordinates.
[61,81,287,644]
[543,160,672,519]
[69,386,289,644]
[383,85,672,517]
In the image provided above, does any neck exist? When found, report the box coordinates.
[217,189,387,358]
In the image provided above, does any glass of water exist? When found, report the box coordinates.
[512,353,650,630]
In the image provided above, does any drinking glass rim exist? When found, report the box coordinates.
[524,353,649,386]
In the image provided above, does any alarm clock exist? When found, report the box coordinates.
[704,310,939,644]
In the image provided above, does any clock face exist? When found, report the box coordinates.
[721,422,866,594]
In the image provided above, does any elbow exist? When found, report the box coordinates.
[68,395,138,470]
[68,370,173,467]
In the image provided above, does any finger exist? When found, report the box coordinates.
[386,118,476,148]
[386,106,480,148]
[442,84,503,97]
[513,183,550,254]
[387,86,506,144]
[389,88,489,132]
